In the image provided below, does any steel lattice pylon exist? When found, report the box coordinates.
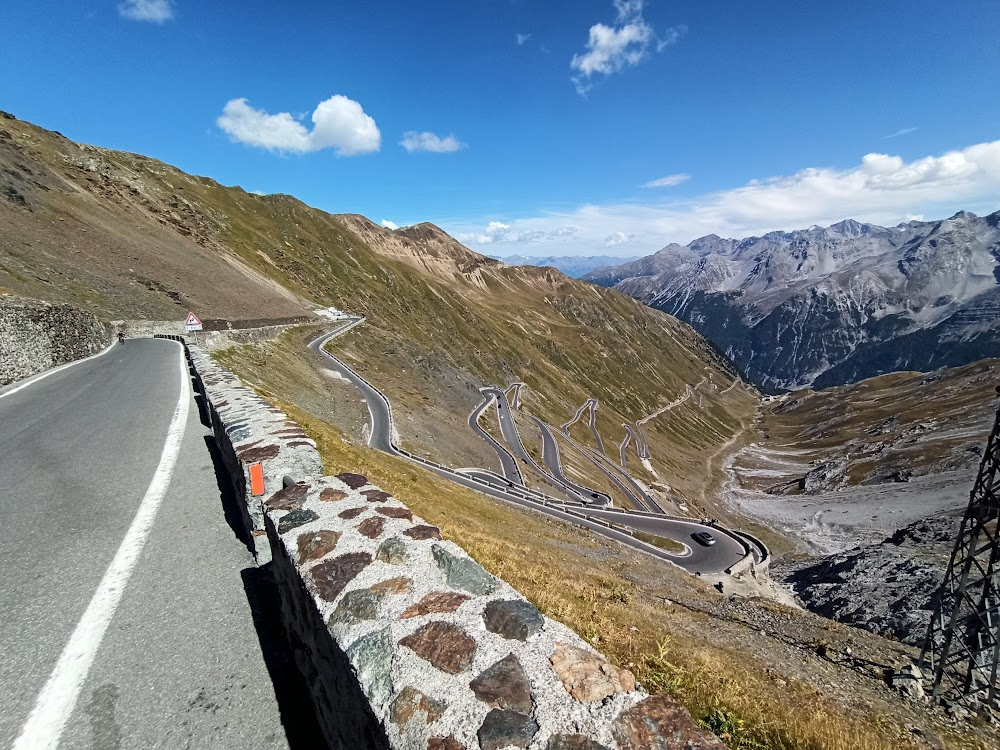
[921,392,1000,710]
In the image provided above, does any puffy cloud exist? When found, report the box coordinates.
[516,33,532,46]
[456,223,578,246]
[605,231,636,247]
[381,219,399,230]
[400,131,466,153]
[446,139,1000,255]
[217,96,380,156]
[119,0,173,22]
[571,1,685,95]
[643,173,690,188]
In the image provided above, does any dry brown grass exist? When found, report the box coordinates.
[245,388,986,750]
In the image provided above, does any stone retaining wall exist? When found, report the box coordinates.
[186,343,728,750]
[0,295,110,387]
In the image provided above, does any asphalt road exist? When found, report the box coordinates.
[0,339,309,750]
[468,393,523,484]
[528,416,612,506]
[309,327,749,576]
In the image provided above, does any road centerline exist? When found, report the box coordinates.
[12,341,190,750]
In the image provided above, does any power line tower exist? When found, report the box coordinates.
[921,390,1000,711]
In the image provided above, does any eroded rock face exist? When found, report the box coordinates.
[357,515,386,539]
[612,696,728,749]
[346,628,394,708]
[404,525,442,541]
[389,686,447,726]
[296,530,341,563]
[319,487,348,502]
[399,621,477,674]
[432,544,497,596]
[377,505,414,521]
[310,552,372,602]
[483,599,544,641]
[277,508,318,534]
[376,536,409,564]
[477,708,538,750]
[550,642,636,702]
[336,472,369,489]
[546,734,612,750]
[401,592,471,619]
[470,654,533,715]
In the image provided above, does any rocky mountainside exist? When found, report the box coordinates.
[585,213,1000,391]
[0,111,754,497]
[495,254,640,278]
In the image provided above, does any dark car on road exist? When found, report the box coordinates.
[691,531,716,546]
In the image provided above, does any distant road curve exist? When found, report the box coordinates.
[306,325,747,575]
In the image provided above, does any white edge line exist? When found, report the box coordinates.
[12,341,190,750]
[0,341,116,401]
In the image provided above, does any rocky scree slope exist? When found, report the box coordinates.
[0,111,752,495]
[776,512,962,646]
[585,213,1000,391]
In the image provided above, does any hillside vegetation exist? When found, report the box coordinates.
[0,110,755,503]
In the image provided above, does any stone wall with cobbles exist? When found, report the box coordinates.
[0,295,110,387]
[187,344,728,750]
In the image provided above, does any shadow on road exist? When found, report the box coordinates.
[203,435,253,555]
[242,564,331,750]
[201,433,330,750]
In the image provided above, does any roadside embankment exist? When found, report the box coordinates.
[184,341,729,750]
[0,294,109,386]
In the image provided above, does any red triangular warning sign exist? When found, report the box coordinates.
[184,312,202,326]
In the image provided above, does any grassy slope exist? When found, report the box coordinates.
[0,111,756,505]
[216,333,994,750]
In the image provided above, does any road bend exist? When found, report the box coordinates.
[0,339,310,750]
[309,328,748,576]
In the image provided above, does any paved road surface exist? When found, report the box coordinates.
[309,328,748,576]
[468,393,523,484]
[0,339,313,750]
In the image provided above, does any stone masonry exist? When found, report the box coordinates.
[187,343,728,750]
[0,295,110,387]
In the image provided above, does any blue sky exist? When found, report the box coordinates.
[3,0,999,256]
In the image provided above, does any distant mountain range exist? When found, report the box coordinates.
[585,211,1000,391]
[493,254,640,278]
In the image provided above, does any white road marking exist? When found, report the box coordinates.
[0,342,115,401]
[12,342,190,750]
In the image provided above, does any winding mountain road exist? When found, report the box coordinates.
[308,326,748,575]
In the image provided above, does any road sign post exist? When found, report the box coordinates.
[184,312,203,333]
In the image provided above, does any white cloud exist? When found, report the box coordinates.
[884,126,918,139]
[380,219,399,230]
[456,223,580,246]
[446,139,1000,255]
[400,131,466,153]
[605,231,636,247]
[570,1,685,95]
[643,173,690,188]
[217,96,380,156]
[516,33,532,46]
[119,0,173,23]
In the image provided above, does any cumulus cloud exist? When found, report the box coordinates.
[217,96,380,156]
[447,139,1000,255]
[119,0,173,22]
[643,173,690,188]
[516,33,532,46]
[381,219,399,230]
[456,223,578,246]
[400,131,466,153]
[605,231,636,247]
[571,0,685,95]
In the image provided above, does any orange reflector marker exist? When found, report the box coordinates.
[249,462,265,496]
